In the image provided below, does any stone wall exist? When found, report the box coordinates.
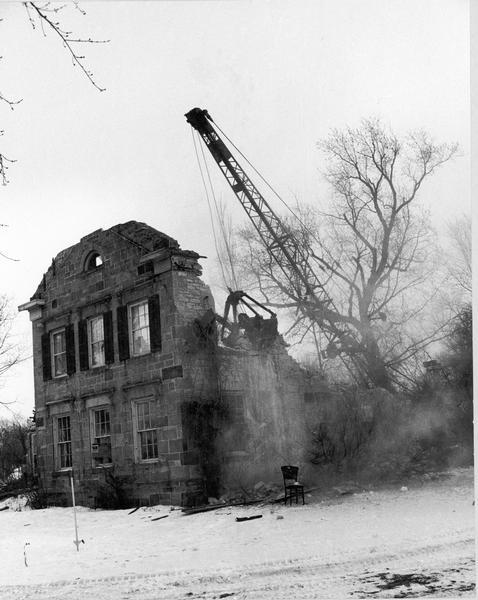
[21,221,315,507]
[22,222,217,507]
[215,344,309,492]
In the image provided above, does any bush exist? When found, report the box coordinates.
[92,469,132,509]
[25,484,49,509]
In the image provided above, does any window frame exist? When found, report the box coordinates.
[133,399,159,463]
[51,328,67,378]
[128,300,151,357]
[90,406,112,468]
[56,415,72,470]
[87,315,105,368]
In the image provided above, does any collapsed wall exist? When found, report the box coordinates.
[216,344,309,492]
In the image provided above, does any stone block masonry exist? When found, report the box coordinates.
[20,221,315,508]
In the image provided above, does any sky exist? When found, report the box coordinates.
[0,0,471,418]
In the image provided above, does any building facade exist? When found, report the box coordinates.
[20,221,310,507]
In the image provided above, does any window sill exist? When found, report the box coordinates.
[130,351,152,360]
[90,363,107,369]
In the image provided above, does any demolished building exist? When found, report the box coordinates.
[19,221,312,507]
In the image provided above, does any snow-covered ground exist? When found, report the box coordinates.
[0,468,475,599]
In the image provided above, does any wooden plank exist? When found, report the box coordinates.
[235,515,262,522]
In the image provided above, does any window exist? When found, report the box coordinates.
[85,252,103,271]
[42,325,76,381]
[129,301,150,356]
[135,400,158,461]
[91,408,112,466]
[57,416,72,469]
[117,295,161,361]
[88,316,105,367]
[51,329,67,377]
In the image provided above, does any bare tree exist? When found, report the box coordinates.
[445,214,471,298]
[235,119,458,390]
[0,415,29,482]
[0,297,24,383]
[0,1,107,185]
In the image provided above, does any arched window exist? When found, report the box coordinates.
[85,252,103,271]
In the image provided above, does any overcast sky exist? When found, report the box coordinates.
[0,0,470,418]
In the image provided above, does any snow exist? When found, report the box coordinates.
[0,468,475,598]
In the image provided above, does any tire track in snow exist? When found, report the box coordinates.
[0,535,474,599]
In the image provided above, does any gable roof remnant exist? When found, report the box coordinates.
[108,221,180,254]
[30,221,200,300]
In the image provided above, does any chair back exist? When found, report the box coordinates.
[281,465,299,483]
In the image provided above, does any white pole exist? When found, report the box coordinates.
[70,473,81,551]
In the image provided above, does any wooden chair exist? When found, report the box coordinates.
[281,465,305,505]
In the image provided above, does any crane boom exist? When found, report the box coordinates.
[185,107,342,335]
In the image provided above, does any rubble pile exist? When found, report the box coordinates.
[212,481,284,505]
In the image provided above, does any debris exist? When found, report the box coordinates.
[333,482,361,496]
[182,498,262,516]
[128,506,140,515]
[276,515,284,520]
[235,515,262,522]
[151,515,169,522]
[400,486,408,492]
[253,481,266,491]
[208,497,220,505]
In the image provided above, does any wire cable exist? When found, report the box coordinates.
[212,118,367,381]
[191,127,229,289]
[214,119,353,303]
[197,135,240,290]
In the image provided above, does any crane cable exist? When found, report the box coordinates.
[213,119,357,326]
[212,118,368,381]
[213,119,354,309]
[196,133,240,291]
[214,121,330,259]
[190,127,229,289]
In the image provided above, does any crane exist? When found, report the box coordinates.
[185,107,360,363]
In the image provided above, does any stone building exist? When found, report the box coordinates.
[19,221,310,507]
